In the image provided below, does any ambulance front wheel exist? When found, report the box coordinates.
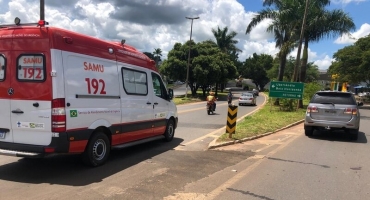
[82,132,111,167]
[163,119,175,142]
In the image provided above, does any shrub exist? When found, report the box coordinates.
[304,82,322,100]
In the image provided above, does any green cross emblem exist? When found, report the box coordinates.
[70,110,78,118]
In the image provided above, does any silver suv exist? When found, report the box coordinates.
[304,91,361,140]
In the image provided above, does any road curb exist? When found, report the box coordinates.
[207,119,305,149]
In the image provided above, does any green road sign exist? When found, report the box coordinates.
[269,81,304,99]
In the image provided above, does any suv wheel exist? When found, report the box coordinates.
[348,129,359,140]
[304,126,313,136]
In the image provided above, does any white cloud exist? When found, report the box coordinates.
[239,40,278,61]
[0,0,353,72]
[332,0,367,4]
[313,55,334,70]
[334,23,370,44]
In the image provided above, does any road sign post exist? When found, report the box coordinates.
[226,105,238,138]
[269,81,304,99]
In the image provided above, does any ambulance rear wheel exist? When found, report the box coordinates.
[163,119,175,142]
[82,132,110,167]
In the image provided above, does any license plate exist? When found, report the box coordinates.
[325,110,336,114]
[0,132,6,139]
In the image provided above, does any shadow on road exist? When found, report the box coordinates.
[308,130,367,143]
[0,138,183,186]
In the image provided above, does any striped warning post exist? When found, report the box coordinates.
[226,105,238,138]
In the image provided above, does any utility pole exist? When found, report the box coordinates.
[185,16,199,98]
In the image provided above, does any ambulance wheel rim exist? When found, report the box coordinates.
[167,123,174,138]
[92,139,106,161]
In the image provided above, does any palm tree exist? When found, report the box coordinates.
[296,4,355,108]
[246,0,300,83]
[153,48,162,69]
[212,26,241,93]
[212,26,241,54]
[299,8,355,83]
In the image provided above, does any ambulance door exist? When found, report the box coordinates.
[62,52,121,135]
[120,66,154,142]
[10,53,53,145]
[150,72,169,136]
[0,53,12,142]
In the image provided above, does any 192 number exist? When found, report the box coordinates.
[23,68,42,79]
[85,78,107,94]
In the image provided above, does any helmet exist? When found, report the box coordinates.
[210,92,215,95]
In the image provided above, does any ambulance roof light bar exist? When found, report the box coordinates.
[0,17,49,28]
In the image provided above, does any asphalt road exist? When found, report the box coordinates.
[0,91,369,200]
[175,88,266,151]
[178,107,370,200]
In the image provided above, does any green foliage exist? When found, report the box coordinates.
[143,52,155,60]
[267,56,319,82]
[160,40,237,96]
[303,82,322,100]
[329,34,370,85]
[279,98,297,111]
[212,26,241,54]
[239,53,273,89]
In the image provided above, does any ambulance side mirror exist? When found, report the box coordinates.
[168,89,174,100]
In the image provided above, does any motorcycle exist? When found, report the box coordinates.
[206,101,215,115]
[227,96,232,105]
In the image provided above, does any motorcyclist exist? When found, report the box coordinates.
[206,91,217,111]
[227,90,233,104]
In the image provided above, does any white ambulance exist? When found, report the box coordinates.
[0,19,178,167]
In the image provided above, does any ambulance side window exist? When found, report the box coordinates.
[16,54,46,82]
[151,73,168,99]
[121,67,148,95]
[0,55,5,81]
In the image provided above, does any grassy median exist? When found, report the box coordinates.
[173,91,228,105]
[217,97,308,142]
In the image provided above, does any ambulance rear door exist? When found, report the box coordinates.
[9,28,53,146]
[0,34,12,142]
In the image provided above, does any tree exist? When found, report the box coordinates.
[160,43,189,83]
[329,34,370,86]
[212,26,241,91]
[239,53,273,90]
[160,40,237,96]
[295,1,355,108]
[246,0,300,84]
[143,52,155,60]
[192,40,237,96]
[212,26,241,54]
[153,48,162,69]
[267,56,319,82]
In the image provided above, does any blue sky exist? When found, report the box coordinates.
[237,0,370,70]
[0,0,369,70]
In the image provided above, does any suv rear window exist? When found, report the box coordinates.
[310,92,356,105]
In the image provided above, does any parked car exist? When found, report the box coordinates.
[239,92,257,106]
[304,91,361,140]
[175,80,184,85]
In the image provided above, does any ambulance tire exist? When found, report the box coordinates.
[163,119,175,142]
[82,132,111,167]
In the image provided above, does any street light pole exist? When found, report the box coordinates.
[185,16,199,98]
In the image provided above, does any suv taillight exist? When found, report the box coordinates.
[307,106,318,113]
[344,108,357,115]
[52,98,66,132]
